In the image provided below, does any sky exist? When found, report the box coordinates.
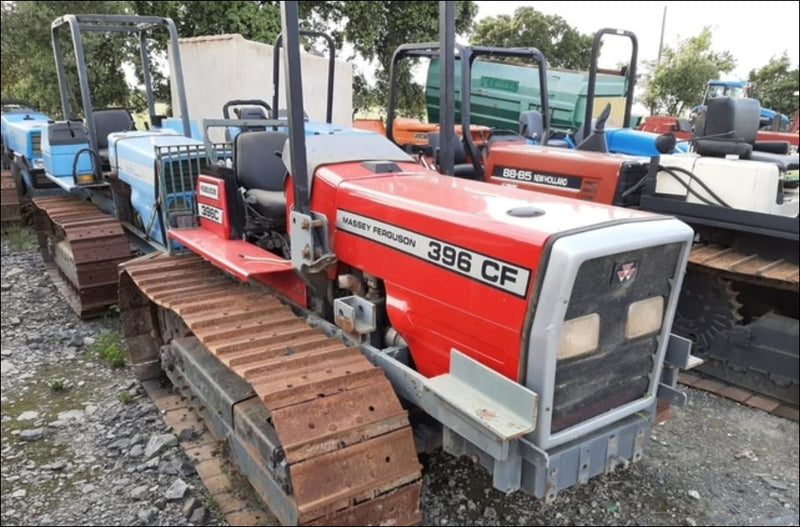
[473,1,800,79]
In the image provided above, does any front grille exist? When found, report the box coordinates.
[551,242,682,433]
[31,132,42,155]
[156,144,209,231]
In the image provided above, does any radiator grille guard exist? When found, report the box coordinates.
[551,242,683,433]
[31,131,42,155]
[154,144,209,250]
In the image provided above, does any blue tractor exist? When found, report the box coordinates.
[692,80,791,131]
[220,30,377,141]
[27,14,208,317]
[29,15,374,318]
[1,98,62,224]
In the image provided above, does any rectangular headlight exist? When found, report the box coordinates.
[558,313,600,360]
[76,173,95,185]
[626,296,664,339]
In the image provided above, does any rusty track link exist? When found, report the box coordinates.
[1,169,22,225]
[32,195,132,318]
[679,370,799,422]
[120,252,423,526]
[689,243,799,292]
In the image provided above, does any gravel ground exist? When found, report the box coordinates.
[1,228,798,526]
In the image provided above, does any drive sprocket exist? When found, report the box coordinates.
[673,270,743,357]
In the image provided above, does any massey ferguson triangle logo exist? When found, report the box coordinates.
[615,261,638,283]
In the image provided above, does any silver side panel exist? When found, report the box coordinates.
[525,218,693,450]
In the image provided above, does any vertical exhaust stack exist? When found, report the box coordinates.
[438,1,455,177]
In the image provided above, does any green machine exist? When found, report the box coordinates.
[426,57,636,134]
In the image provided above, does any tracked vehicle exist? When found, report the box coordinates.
[24,3,699,524]
[116,2,696,524]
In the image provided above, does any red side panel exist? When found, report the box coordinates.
[484,144,627,205]
[196,175,231,238]
[636,116,692,140]
[168,228,306,306]
[756,130,799,147]
[296,159,655,380]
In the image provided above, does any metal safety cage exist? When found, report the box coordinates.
[153,144,209,252]
[201,118,288,167]
[582,28,638,138]
[387,41,549,178]
[51,14,193,180]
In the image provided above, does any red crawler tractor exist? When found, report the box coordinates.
[117,2,696,524]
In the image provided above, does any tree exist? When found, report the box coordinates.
[3,1,478,120]
[136,1,478,117]
[298,1,478,118]
[1,1,133,117]
[471,7,594,70]
[748,54,799,118]
[133,1,281,44]
[639,28,736,116]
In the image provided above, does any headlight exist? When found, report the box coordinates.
[76,173,95,185]
[625,296,664,339]
[558,313,600,360]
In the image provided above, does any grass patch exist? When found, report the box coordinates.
[48,377,69,392]
[85,332,127,368]
[203,494,220,514]
[1,224,37,251]
[117,390,133,404]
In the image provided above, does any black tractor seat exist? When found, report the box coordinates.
[93,108,135,167]
[693,97,798,170]
[235,107,269,132]
[427,132,476,179]
[518,110,569,148]
[233,131,288,221]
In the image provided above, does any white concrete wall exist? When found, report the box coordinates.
[169,34,353,130]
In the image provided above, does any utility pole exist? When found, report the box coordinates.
[650,4,667,116]
[657,5,667,63]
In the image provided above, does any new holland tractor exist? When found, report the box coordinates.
[423,28,686,157]
[24,3,700,525]
[114,2,699,524]
[369,20,798,411]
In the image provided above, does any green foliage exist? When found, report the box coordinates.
[48,377,69,392]
[117,390,133,404]
[202,494,220,513]
[748,54,800,119]
[134,1,281,43]
[85,332,127,368]
[1,1,134,117]
[1,224,37,252]
[472,6,594,71]
[2,1,478,119]
[640,28,736,116]
[299,1,478,118]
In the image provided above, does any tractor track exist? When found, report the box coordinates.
[119,252,423,526]
[32,195,132,318]
[679,370,799,422]
[1,169,22,225]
